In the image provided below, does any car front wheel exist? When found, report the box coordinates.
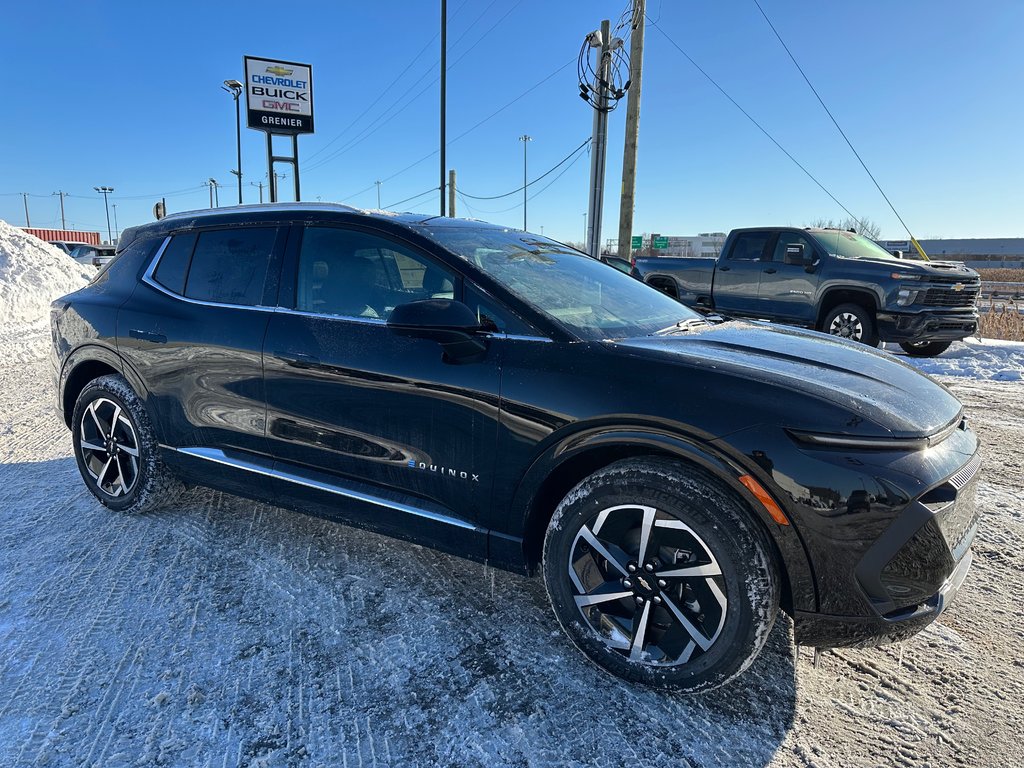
[822,302,879,347]
[71,374,181,513]
[899,340,952,357]
[542,458,780,692]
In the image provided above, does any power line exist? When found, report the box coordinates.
[384,187,439,210]
[459,138,591,199]
[458,142,589,215]
[751,0,914,239]
[646,15,863,225]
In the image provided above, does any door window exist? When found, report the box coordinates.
[152,233,197,294]
[771,232,816,263]
[728,232,771,261]
[296,227,455,320]
[182,228,277,306]
[463,284,534,334]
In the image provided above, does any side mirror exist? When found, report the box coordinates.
[387,299,487,361]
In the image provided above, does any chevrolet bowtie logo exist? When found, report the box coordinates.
[265,66,293,76]
[952,283,965,291]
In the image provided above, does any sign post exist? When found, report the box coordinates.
[244,56,314,203]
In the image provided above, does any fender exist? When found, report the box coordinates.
[59,343,153,429]
[509,424,817,613]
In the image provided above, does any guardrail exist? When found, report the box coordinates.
[980,282,1024,300]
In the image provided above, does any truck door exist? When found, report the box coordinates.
[713,231,771,316]
[761,231,821,323]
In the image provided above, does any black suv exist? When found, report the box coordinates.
[51,204,982,692]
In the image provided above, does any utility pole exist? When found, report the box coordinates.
[448,169,457,217]
[519,134,532,231]
[439,0,447,216]
[617,0,645,260]
[94,187,114,243]
[205,178,221,208]
[250,181,265,203]
[223,79,244,204]
[112,204,119,241]
[585,20,611,258]
[375,180,383,209]
[52,191,68,229]
[21,193,30,227]
[583,211,587,243]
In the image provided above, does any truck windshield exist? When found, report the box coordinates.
[421,226,701,340]
[809,229,898,261]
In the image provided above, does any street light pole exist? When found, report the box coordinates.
[94,186,114,243]
[223,80,244,205]
[112,203,119,241]
[375,180,382,209]
[519,134,532,231]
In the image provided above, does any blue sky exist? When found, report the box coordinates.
[2,1,1022,244]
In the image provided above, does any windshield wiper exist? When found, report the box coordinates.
[653,318,708,336]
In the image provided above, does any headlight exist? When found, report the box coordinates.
[897,288,919,306]
[788,417,964,451]
[890,272,922,280]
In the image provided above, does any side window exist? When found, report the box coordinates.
[296,227,455,320]
[152,233,197,294]
[184,228,277,306]
[771,232,816,263]
[463,284,534,335]
[728,232,770,261]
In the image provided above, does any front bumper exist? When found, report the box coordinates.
[794,547,973,647]
[876,308,978,343]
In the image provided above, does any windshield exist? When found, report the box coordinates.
[421,226,701,340]
[809,229,898,261]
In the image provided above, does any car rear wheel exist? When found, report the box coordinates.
[542,458,780,692]
[899,340,952,357]
[822,303,879,347]
[71,374,181,513]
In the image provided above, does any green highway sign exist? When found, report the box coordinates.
[631,235,642,248]
[653,236,669,249]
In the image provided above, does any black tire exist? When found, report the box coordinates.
[71,374,182,513]
[542,458,780,692]
[899,340,952,358]
[821,302,879,347]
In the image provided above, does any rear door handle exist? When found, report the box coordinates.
[763,268,777,274]
[718,266,731,272]
[129,329,167,343]
[272,351,321,369]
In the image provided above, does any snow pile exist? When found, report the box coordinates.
[0,219,91,361]
[889,337,1024,381]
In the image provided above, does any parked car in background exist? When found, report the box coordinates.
[634,227,981,357]
[69,243,116,268]
[49,240,92,256]
[51,204,981,692]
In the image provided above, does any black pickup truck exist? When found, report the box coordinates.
[634,227,980,357]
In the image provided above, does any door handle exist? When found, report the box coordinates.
[129,329,167,344]
[763,268,777,274]
[718,266,731,272]
[272,351,321,369]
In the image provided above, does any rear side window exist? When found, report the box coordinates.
[771,232,816,263]
[152,233,196,294]
[184,228,277,306]
[728,232,770,261]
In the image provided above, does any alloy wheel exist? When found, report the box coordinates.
[829,312,863,340]
[79,397,141,497]
[567,504,728,666]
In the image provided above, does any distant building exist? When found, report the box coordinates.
[877,238,1024,269]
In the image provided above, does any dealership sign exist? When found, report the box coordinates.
[244,56,314,135]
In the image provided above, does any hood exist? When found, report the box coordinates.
[837,256,978,279]
[610,322,963,438]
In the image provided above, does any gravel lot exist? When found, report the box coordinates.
[1,353,1021,768]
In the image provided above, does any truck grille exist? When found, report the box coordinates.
[921,286,980,308]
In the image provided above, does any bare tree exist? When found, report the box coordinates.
[808,216,881,240]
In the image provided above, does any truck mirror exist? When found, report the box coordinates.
[783,243,804,265]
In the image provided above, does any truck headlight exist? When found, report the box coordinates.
[897,288,919,306]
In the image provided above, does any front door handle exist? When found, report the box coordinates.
[763,268,777,274]
[718,265,731,272]
[272,351,321,369]
[129,329,167,344]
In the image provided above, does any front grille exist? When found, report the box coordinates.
[949,452,982,490]
[921,286,980,307]
[937,472,980,560]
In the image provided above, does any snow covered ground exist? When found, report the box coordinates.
[1,224,1022,766]
[887,337,1024,381]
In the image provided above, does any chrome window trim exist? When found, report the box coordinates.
[501,333,553,343]
[272,307,387,325]
[163,446,479,532]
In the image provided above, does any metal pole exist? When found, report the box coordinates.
[448,169,456,217]
[267,134,277,203]
[235,93,243,204]
[583,212,587,243]
[586,21,611,258]
[617,0,645,260]
[53,191,67,229]
[292,134,301,201]
[112,204,119,240]
[21,193,30,227]
[440,0,447,216]
[102,190,112,243]
[376,180,382,209]
[519,135,532,231]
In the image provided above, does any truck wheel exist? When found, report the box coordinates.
[899,340,952,357]
[822,303,879,347]
[542,458,780,693]
[71,374,182,513]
